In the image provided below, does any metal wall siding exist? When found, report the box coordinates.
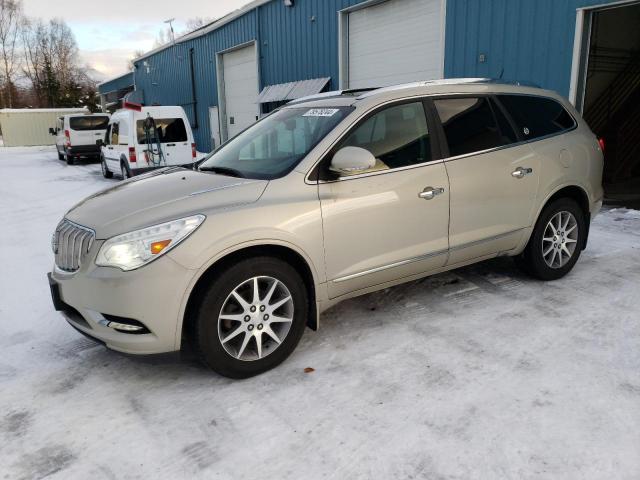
[98,72,134,94]
[132,0,370,151]
[444,0,622,97]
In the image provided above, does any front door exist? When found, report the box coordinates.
[432,96,540,264]
[318,100,450,299]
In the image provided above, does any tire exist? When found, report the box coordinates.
[120,161,131,180]
[65,154,74,165]
[191,257,309,378]
[517,198,586,280]
[101,156,113,178]
[57,151,64,160]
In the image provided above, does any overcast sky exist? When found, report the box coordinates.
[23,0,250,80]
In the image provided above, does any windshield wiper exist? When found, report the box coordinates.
[199,166,245,178]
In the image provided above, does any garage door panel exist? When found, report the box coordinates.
[348,0,444,89]
[222,44,259,139]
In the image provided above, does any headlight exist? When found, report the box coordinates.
[95,215,205,271]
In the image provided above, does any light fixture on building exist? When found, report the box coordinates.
[284,0,294,6]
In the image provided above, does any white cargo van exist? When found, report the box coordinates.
[51,113,110,165]
[99,104,196,179]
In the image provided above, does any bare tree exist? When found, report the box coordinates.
[185,17,212,33]
[0,0,23,107]
[127,49,144,71]
[21,17,91,108]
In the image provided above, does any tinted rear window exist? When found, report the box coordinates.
[69,116,109,131]
[136,118,187,144]
[498,95,576,140]
[434,97,511,157]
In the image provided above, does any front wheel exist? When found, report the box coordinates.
[191,257,309,378]
[517,198,586,280]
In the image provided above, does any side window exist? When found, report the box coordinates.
[111,122,119,145]
[434,97,509,157]
[104,124,111,145]
[119,120,128,142]
[497,95,576,140]
[338,101,432,172]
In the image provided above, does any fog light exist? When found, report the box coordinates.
[99,314,150,334]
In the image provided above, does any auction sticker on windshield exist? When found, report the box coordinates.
[303,108,340,117]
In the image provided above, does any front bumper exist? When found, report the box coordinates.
[49,251,197,354]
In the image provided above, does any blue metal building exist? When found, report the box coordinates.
[98,0,640,188]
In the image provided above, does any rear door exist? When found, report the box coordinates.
[135,116,191,166]
[68,116,109,146]
[431,96,540,264]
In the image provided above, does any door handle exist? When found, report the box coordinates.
[419,187,445,200]
[166,143,176,147]
[512,167,533,178]
[107,146,113,150]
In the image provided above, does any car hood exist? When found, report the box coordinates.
[65,167,268,239]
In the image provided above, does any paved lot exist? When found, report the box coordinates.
[1,147,639,479]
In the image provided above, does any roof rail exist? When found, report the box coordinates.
[287,87,380,105]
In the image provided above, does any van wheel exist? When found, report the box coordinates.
[57,151,64,160]
[517,198,586,281]
[101,156,113,178]
[65,154,74,165]
[191,257,308,378]
[120,161,131,180]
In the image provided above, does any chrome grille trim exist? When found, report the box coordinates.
[53,219,95,272]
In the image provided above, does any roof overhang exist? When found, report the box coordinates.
[257,77,331,104]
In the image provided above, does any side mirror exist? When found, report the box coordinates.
[96,139,104,147]
[49,128,56,135]
[329,146,376,176]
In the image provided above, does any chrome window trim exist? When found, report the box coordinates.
[304,92,578,184]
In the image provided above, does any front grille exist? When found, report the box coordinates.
[53,219,95,272]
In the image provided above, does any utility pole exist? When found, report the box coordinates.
[164,18,176,45]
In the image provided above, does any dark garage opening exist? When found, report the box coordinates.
[582,2,640,208]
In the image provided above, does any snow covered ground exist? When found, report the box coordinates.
[1,146,639,479]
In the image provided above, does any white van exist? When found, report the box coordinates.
[100,104,196,179]
[51,113,110,165]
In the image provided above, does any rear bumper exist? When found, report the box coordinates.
[66,145,101,157]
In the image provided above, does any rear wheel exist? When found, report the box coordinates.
[101,156,113,178]
[191,257,309,378]
[120,161,131,180]
[57,151,64,160]
[65,154,74,165]
[517,198,586,280]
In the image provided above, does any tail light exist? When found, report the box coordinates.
[128,147,137,163]
[598,137,605,154]
[123,101,142,111]
[64,129,70,147]
[191,143,197,159]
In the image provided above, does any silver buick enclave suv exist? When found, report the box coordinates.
[48,79,604,378]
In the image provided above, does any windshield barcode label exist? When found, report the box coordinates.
[303,108,339,117]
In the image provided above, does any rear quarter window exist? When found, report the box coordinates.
[497,95,576,140]
[69,116,109,131]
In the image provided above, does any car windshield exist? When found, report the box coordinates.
[199,106,352,179]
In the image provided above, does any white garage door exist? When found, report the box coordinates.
[222,44,259,139]
[347,0,444,89]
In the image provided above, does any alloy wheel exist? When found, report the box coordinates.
[217,276,294,361]
[542,211,579,269]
